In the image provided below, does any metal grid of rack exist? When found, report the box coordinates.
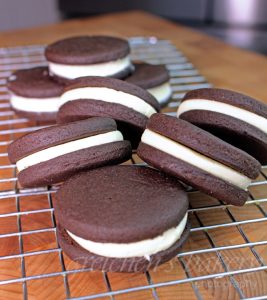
[0,37,266,300]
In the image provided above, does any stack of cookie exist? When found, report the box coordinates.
[8,36,172,123]
[7,35,267,273]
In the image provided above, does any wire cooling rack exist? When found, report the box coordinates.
[0,37,266,300]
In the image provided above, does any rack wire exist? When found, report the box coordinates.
[0,37,266,300]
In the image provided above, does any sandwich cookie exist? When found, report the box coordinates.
[137,114,261,206]
[45,36,133,80]
[8,118,131,187]
[7,67,65,122]
[57,76,160,148]
[54,165,190,272]
[125,62,172,107]
[178,88,267,164]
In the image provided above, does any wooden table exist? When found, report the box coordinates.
[0,11,266,300]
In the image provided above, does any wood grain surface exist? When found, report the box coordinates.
[0,10,266,300]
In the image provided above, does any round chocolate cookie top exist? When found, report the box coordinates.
[146,114,261,179]
[125,62,170,89]
[54,165,188,243]
[63,76,160,111]
[45,36,130,65]
[7,67,64,98]
[8,117,117,163]
[183,88,267,119]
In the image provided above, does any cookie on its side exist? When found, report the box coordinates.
[7,67,65,122]
[178,88,267,164]
[45,36,133,80]
[137,113,261,206]
[8,118,131,187]
[125,62,172,107]
[54,165,190,272]
[57,76,160,148]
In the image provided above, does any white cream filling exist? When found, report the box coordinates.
[49,56,131,79]
[61,87,157,118]
[10,94,61,113]
[67,213,188,258]
[141,129,251,190]
[177,99,267,135]
[148,82,172,104]
[16,130,123,172]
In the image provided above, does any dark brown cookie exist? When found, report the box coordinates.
[54,165,188,242]
[178,88,267,163]
[125,63,170,89]
[7,67,65,122]
[137,113,261,206]
[58,76,160,148]
[18,141,131,187]
[54,165,189,272]
[8,118,132,187]
[8,67,64,98]
[45,36,132,80]
[45,36,130,65]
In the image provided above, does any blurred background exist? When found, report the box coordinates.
[1,0,267,54]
